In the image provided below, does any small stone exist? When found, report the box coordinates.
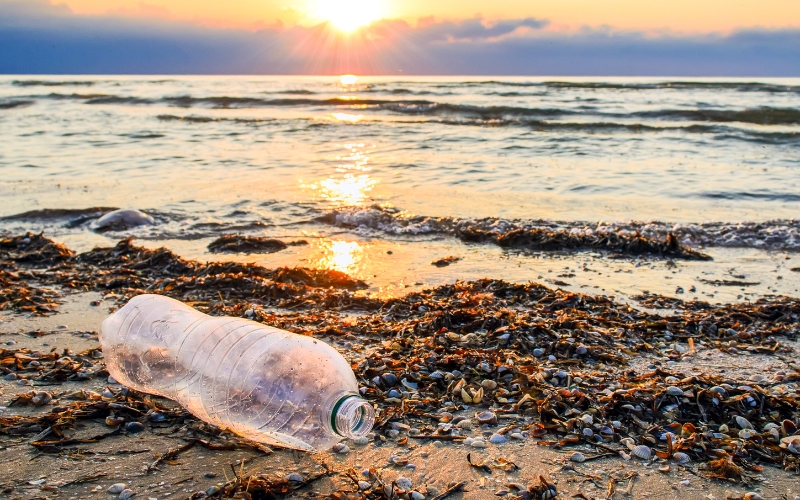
[205,487,220,496]
[481,380,498,390]
[352,435,370,445]
[203,473,216,479]
[510,432,524,440]
[285,473,303,483]
[3,373,17,381]
[108,484,127,494]
[533,348,545,357]
[489,433,507,444]
[411,492,425,500]
[679,480,690,487]
[332,443,350,454]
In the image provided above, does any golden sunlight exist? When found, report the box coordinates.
[318,240,364,274]
[311,0,385,32]
[340,74,358,85]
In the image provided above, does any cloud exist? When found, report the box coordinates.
[0,0,798,75]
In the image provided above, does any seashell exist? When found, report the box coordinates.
[533,348,545,357]
[452,378,466,395]
[718,424,729,433]
[472,387,484,404]
[119,489,135,500]
[358,481,371,491]
[738,429,756,439]
[620,437,636,450]
[582,428,594,437]
[489,433,507,444]
[569,452,586,462]
[125,422,145,433]
[763,422,779,431]
[579,414,593,425]
[510,432,524,440]
[658,465,670,473]
[476,411,497,424]
[410,492,425,500]
[631,444,652,460]
[31,391,52,406]
[611,420,622,429]
[470,438,487,449]
[395,477,413,491]
[779,436,800,454]
[106,415,125,426]
[783,420,798,436]
[681,423,696,436]
[285,473,304,483]
[735,416,753,429]
[332,443,350,454]
[619,451,631,460]
[108,484,127,494]
[401,378,418,391]
[672,452,690,464]
[481,379,498,390]
[352,436,370,445]
[708,386,727,397]
[742,494,765,500]
[456,419,474,430]
[389,455,409,466]
[665,386,684,396]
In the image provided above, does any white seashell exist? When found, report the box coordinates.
[395,477,413,491]
[735,416,753,429]
[108,484,127,494]
[470,438,487,449]
[352,436,370,445]
[358,481,371,490]
[481,379,498,390]
[31,392,52,406]
[489,433,507,444]
[619,451,631,460]
[456,419,474,430]
[620,437,636,450]
[779,436,800,454]
[569,452,586,462]
[410,492,425,500]
[665,386,684,396]
[738,429,756,439]
[285,473,303,483]
[332,443,350,454]
[718,424,729,433]
[672,452,690,464]
[632,444,652,460]
[579,414,593,425]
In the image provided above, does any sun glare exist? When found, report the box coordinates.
[340,74,358,85]
[312,0,384,33]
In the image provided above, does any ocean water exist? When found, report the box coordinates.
[1,76,799,301]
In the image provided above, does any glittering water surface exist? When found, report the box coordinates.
[1,76,798,300]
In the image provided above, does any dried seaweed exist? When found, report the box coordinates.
[208,236,290,254]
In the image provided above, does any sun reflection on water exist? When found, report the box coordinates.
[302,142,377,206]
[332,112,364,123]
[317,240,364,275]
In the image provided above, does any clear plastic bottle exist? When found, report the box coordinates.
[100,294,374,451]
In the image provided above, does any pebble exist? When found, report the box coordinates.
[108,484,127,494]
[489,433,507,444]
[332,443,350,454]
[411,492,425,500]
[533,348,545,357]
[679,480,690,487]
[3,373,17,381]
[351,435,370,445]
[205,487,220,496]
[285,473,303,482]
[510,432,524,440]
[481,379,498,390]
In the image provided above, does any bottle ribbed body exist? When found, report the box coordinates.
[100,294,371,451]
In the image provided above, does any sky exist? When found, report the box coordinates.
[1,0,799,75]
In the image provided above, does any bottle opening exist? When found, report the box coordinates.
[332,395,375,439]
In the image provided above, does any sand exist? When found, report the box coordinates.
[2,293,799,500]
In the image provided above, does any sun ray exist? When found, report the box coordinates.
[310,0,386,33]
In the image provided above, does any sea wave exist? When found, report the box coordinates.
[11,80,95,87]
[0,100,34,110]
[29,92,800,126]
[460,80,800,93]
[319,206,800,252]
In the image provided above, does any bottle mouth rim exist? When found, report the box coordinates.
[331,395,375,438]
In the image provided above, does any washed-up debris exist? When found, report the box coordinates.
[431,256,461,267]
[320,207,713,260]
[1,233,799,485]
[0,233,74,264]
[631,292,713,311]
[93,209,156,232]
[0,267,62,315]
[187,464,332,499]
[700,279,761,287]
[208,235,308,254]
[0,346,104,382]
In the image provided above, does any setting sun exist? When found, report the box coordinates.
[311,0,385,32]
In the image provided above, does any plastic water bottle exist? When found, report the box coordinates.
[99,294,374,451]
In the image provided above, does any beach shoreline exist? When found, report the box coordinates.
[1,233,799,499]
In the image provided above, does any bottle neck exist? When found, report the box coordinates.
[331,395,375,439]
